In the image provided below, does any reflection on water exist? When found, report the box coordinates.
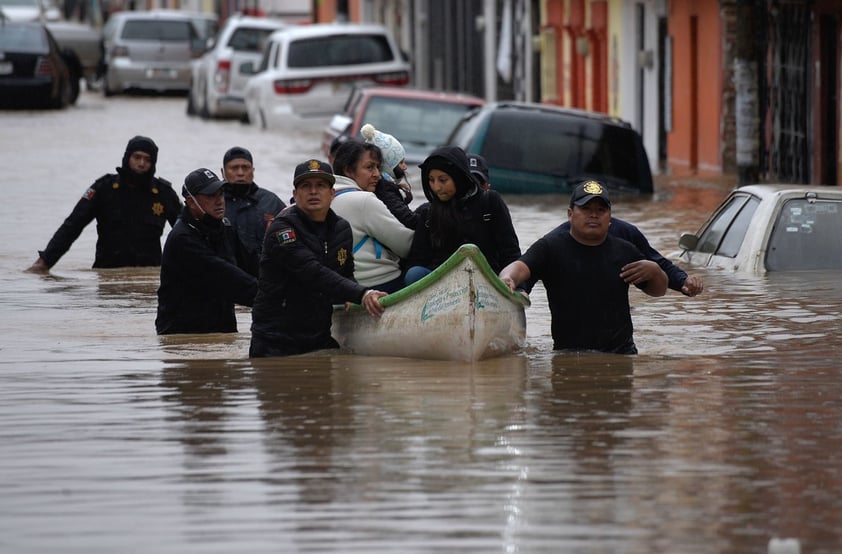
[3,97,842,552]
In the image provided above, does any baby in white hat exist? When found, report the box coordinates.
[360,123,413,206]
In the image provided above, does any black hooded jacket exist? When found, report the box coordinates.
[405,145,521,273]
[223,181,286,277]
[38,136,182,269]
[155,206,257,335]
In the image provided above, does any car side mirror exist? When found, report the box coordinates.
[678,233,699,251]
[240,61,257,75]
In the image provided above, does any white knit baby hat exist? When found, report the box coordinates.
[361,123,406,182]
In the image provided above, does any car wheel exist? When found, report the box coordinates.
[102,68,118,97]
[68,73,81,105]
[52,77,71,109]
[186,86,196,116]
[59,49,82,104]
[199,82,210,119]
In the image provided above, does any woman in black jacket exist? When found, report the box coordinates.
[404,146,521,284]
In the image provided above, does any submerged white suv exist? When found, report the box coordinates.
[243,23,410,129]
[187,14,286,119]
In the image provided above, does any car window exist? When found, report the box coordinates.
[0,25,47,52]
[766,198,842,270]
[121,20,194,41]
[287,34,394,68]
[227,27,274,52]
[695,194,757,256]
[479,110,647,187]
[363,96,479,148]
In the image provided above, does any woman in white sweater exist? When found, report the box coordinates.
[330,140,415,293]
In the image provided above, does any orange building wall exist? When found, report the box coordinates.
[667,0,723,175]
[542,0,608,113]
[313,0,361,23]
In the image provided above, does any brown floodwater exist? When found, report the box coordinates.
[1,91,840,553]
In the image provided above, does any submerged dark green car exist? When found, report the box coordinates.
[447,101,654,195]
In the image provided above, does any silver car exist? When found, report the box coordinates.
[102,10,207,96]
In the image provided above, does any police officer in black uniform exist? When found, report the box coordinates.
[27,136,182,272]
[220,146,286,277]
[249,159,386,358]
[156,168,258,335]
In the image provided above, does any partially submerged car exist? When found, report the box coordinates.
[0,0,103,92]
[46,20,103,89]
[321,85,484,165]
[0,19,76,108]
[243,23,410,129]
[101,10,208,96]
[447,101,654,195]
[676,184,842,273]
[187,14,286,119]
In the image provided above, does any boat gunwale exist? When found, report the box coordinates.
[337,243,531,312]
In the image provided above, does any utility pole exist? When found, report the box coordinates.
[734,0,760,185]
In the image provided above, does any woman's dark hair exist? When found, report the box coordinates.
[332,140,382,179]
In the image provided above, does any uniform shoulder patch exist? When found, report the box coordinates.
[274,227,296,245]
[82,187,96,201]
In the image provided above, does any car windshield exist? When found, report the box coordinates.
[695,194,758,256]
[766,197,842,270]
[121,20,193,41]
[287,34,393,67]
[0,24,47,52]
[362,96,478,148]
[479,110,648,188]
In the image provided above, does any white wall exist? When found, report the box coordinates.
[618,0,665,174]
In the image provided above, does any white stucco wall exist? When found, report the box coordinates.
[616,0,665,174]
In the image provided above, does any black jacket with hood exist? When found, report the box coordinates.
[224,181,286,277]
[39,135,182,269]
[405,145,521,273]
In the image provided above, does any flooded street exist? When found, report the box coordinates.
[2,91,842,553]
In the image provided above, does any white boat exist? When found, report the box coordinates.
[332,244,530,361]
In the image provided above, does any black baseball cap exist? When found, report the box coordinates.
[223,146,253,166]
[293,159,335,187]
[570,180,611,208]
[183,168,226,197]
